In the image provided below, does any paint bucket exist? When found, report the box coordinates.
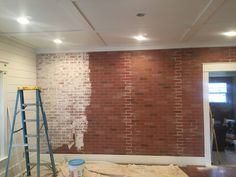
[68,159,85,177]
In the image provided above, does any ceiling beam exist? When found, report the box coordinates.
[180,0,227,42]
[70,0,107,46]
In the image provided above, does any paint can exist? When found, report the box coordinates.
[68,159,85,177]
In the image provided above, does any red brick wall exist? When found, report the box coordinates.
[37,47,236,157]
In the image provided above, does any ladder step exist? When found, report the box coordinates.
[13,128,23,133]
[25,134,45,138]
[13,144,36,148]
[13,144,29,147]
[25,134,37,138]
[29,162,51,166]
[17,109,36,114]
[25,149,48,153]
[22,103,37,106]
[24,119,43,122]
[20,108,36,112]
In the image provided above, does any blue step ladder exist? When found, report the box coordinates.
[5,86,57,177]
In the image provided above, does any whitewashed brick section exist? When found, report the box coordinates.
[37,53,91,150]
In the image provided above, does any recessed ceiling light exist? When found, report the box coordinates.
[16,17,30,24]
[53,39,63,44]
[223,31,236,37]
[136,13,146,17]
[134,35,148,41]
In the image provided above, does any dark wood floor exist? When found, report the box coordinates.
[182,166,236,177]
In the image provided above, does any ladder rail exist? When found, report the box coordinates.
[5,91,20,177]
[38,90,57,177]
[36,90,40,177]
[19,90,31,176]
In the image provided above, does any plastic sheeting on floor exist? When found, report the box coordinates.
[22,161,189,177]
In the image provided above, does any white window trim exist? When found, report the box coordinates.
[203,62,236,166]
[0,61,8,161]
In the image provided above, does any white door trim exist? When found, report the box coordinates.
[0,71,7,158]
[0,61,8,159]
[202,62,236,166]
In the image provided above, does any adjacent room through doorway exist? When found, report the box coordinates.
[209,71,236,165]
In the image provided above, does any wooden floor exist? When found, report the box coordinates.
[182,166,236,177]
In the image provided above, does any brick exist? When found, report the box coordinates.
[37,47,236,156]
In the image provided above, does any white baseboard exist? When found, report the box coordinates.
[41,154,207,166]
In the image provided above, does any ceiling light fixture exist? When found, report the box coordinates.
[134,35,148,41]
[136,13,146,17]
[16,17,30,24]
[223,31,236,37]
[53,39,63,44]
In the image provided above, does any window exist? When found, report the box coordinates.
[208,83,227,103]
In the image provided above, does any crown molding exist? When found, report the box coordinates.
[36,42,236,54]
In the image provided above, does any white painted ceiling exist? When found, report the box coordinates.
[0,0,235,53]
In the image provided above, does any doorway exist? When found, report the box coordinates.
[203,63,236,166]
[209,72,236,165]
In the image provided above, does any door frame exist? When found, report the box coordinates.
[203,62,236,166]
[0,62,8,160]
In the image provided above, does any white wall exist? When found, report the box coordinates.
[0,36,36,177]
[0,71,5,158]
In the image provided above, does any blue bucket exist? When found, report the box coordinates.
[68,159,85,177]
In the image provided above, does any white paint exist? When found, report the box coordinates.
[203,62,236,166]
[41,154,206,166]
[37,53,91,151]
[71,115,89,150]
[64,53,91,150]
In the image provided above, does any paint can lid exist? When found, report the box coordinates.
[68,159,85,166]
